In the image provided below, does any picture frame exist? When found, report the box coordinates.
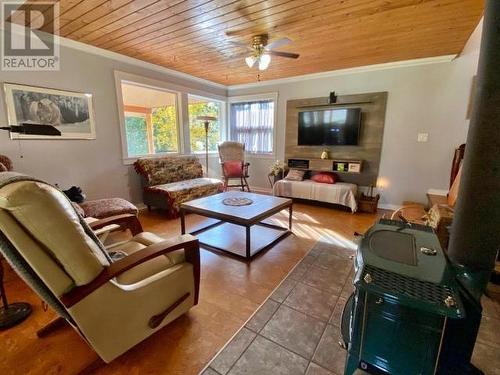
[3,83,96,139]
[348,163,361,173]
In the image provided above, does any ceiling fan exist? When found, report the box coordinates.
[229,34,299,71]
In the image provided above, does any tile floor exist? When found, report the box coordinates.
[202,239,354,375]
[202,238,500,375]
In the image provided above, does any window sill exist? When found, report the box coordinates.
[122,151,224,165]
[122,152,181,165]
[191,151,220,156]
[245,153,275,160]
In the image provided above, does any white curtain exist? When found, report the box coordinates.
[230,100,274,153]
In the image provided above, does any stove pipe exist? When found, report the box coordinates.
[447,0,500,284]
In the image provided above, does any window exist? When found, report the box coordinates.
[121,82,179,157]
[188,95,223,152]
[124,113,148,156]
[229,96,276,154]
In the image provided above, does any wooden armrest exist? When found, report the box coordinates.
[61,234,199,308]
[87,214,136,230]
[88,214,143,236]
[93,224,121,236]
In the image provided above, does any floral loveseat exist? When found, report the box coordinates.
[134,155,223,217]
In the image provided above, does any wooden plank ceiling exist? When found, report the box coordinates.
[16,0,484,85]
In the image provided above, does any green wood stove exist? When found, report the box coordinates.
[342,219,484,375]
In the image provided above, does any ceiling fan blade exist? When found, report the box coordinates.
[224,28,252,37]
[265,37,292,50]
[231,51,252,59]
[269,50,300,59]
[227,40,252,49]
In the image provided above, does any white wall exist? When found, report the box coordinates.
[0,31,226,204]
[230,22,482,207]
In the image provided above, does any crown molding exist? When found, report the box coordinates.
[227,55,457,90]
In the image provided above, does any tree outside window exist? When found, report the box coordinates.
[188,95,222,152]
[121,82,179,157]
[152,106,178,153]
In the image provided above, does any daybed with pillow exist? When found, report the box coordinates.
[273,170,358,212]
[134,156,223,217]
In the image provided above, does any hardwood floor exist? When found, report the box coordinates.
[0,202,382,375]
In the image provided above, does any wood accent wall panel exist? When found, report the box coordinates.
[13,0,484,85]
[285,92,388,186]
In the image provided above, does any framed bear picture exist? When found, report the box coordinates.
[3,83,96,139]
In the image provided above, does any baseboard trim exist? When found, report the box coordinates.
[378,203,400,211]
[250,186,272,195]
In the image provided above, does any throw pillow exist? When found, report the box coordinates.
[223,160,243,177]
[311,172,337,184]
[285,169,306,181]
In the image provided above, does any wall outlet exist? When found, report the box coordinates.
[417,132,429,142]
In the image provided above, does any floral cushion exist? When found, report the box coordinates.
[0,155,13,172]
[147,178,223,215]
[134,156,203,186]
[79,198,138,219]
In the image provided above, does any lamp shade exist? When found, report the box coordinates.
[245,56,257,68]
[196,116,217,122]
[258,54,271,70]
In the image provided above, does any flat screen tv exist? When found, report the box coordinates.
[298,108,361,146]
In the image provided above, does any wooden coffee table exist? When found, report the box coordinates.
[180,191,293,260]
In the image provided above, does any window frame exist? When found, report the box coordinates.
[187,93,227,154]
[117,80,182,162]
[115,71,227,164]
[227,92,278,157]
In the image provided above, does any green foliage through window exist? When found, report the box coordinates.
[123,92,222,157]
[125,116,148,156]
[188,99,221,152]
[152,106,178,153]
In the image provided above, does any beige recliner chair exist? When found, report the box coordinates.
[0,172,200,364]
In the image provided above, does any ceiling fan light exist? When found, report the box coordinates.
[245,55,256,68]
[258,54,271,70]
